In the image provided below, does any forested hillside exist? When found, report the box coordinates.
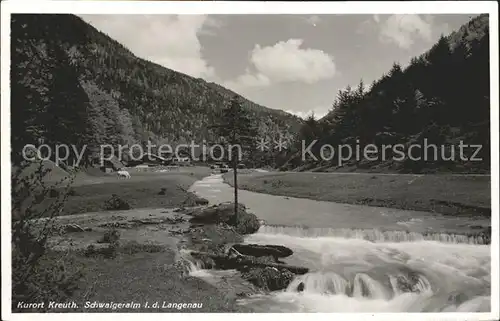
[11,14,302,165]
[282,14,490,174]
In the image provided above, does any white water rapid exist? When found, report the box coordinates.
[188,174,491,312]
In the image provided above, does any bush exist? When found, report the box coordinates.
[12,249,84,311]
[98,228,121,244]
[84,243,118,259]
[11,160,82,311]
[103,194,131,210]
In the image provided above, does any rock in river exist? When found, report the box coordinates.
[189,202,260,234]
[241,267,295,292]
[190,202,246,223]
[231,244,293,258]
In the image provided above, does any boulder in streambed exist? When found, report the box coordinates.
[232,210,260,235]
[189,251,308,275]
[189,202,260,235]
[241,267,295,292]
[189,202,246,223]
[231,244,293,259]
[195,197,210,205]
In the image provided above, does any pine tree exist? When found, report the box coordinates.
[212,96,257,216]
[45,44,89,150]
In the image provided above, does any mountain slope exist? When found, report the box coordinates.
[282,14,490,174]
[11,14,302,165]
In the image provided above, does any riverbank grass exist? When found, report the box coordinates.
[40,166,212,216]
[12,165,244,313]
[223,172,490,217]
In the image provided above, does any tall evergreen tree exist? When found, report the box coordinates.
[45,44,90,152]
[212,96,257,216]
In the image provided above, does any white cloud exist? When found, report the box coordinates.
[373,14,449,49]
[379,15,433,49]
[252,39,336,83]
[363,14,451,49]
[79,14,218,79]
[225,38,335,91]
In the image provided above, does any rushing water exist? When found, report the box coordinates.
[189,174,491,312]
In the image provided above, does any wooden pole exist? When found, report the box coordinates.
[233,155,238,216]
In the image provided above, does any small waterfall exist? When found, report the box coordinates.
[186,260,211,278]
[178,249,240,282]
[388,273,432,296]
[257,225,489,244]
[238,224,490,312]
[178,249,213,278]
[189,174,491,312]
[286,271,432,299]
[287,272,351,296]
[351,273,390,299]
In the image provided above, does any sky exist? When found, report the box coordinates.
[79,14,476,119]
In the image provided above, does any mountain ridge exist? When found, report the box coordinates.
[280,14,490,174]
[11,14,302,165]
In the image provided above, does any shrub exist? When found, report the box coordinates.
[84,243,118,259]
[103,194,131,210]
[11,160,82,311]
[98,228,121,244]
